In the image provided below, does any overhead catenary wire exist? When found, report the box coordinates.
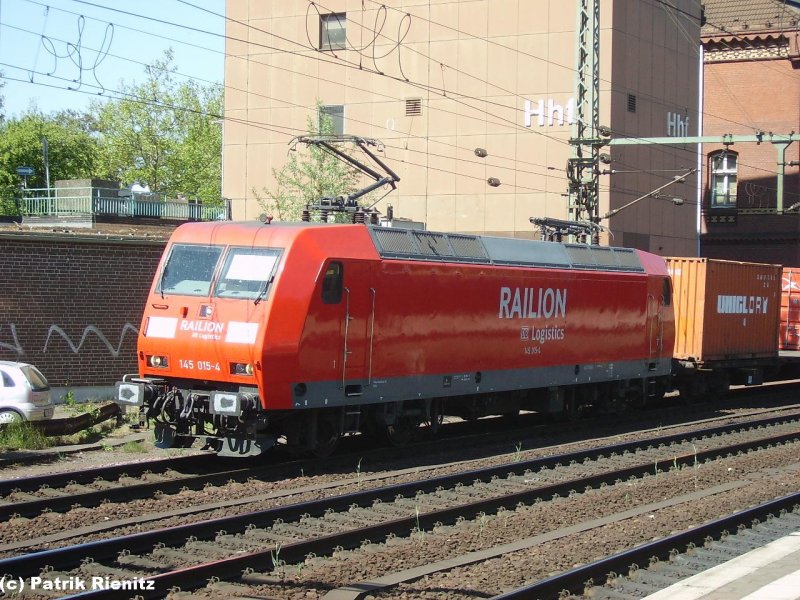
[6,0,797,209]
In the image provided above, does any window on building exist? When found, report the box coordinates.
[319,104,344,135]
[710,151,738,208]
[320,13,346,51]
[627,93,637,113]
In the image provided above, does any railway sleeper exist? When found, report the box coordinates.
[334,507,389,525]
[185,540,240,558]
[36,487,70,499]
[115,553,172,571]
[215,533,270,551]
[368,501,416,517]
[270,522,325,538]
[151,547,199,566]
[629,568,682,587]
[242,528,298,544]
[78,561,143,580]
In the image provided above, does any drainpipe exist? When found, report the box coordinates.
[776,140,793,213]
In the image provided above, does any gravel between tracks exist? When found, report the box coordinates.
[179,442,800,600]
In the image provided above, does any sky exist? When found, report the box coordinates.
[0,0,225,117]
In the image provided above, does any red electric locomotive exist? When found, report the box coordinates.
[116,222,675,456]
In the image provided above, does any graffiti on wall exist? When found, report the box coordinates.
[0,323,139,358]
[0,324,24,356]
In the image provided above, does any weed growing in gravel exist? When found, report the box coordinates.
[270,542,286,582]
[0,421,51,450]
[412,505,426,545]
[514,442,523,462]
[478,511,489,539]
[121,441,148,453]
[356,457,364,487]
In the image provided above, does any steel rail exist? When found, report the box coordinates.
[1,427,798,598]
[491,491,800,600]
[2,409,798,521]
[0,454,213,497]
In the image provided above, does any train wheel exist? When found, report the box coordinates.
[423,399,445,436]
[563,390,582,421]
[678,377,705,404]
[309,413,340,458]
[384,416,418,446]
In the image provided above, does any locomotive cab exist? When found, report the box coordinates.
[116,226,290,456]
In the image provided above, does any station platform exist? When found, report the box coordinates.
[644,531,800,600]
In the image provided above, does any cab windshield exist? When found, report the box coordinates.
[159,244,223,296]
[214,247,281,300]
[158,244,282,299]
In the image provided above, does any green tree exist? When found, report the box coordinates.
[0,74,5,122]
[92,49,222,203]
[255,107,364,221]
[0,110,99,213]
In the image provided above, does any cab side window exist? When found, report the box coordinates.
[322,262,343,304]
[662,277,672,306]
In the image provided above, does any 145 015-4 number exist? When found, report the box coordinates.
[179,359,221,371]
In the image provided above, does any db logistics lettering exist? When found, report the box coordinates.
[499,287,567,319]
[717,295,769,315]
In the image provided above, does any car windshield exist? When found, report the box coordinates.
[159,244,224,296]
[214,247,282,300]
[21,365,49,391]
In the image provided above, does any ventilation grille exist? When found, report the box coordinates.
[448,234,489,259]
[369,228,642,271]
[373,228,418,255]
[627,93,637,113]
[414,232,454,257]
[371,228,489,263]
[405,98,422,116]
[565,244,643,271]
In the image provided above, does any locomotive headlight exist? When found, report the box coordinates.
[148,355,169,368]
[231,362,254,376]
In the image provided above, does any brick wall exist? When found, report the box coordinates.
[0,233,166,386]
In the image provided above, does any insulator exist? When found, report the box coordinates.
[353,210,366,224]
[369,211,379,225]
[301,209,311,222]
[320,209,329,223]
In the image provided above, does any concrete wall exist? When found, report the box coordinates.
[0,232,165,389]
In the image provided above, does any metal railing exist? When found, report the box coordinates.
[16,188,230,222]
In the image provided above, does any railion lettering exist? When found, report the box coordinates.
[498,287,567,319]
[179,320,225,333]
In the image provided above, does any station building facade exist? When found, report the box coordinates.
[223,0,701,255]
[700,0,800,265]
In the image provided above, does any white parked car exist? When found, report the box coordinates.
[0,361,55,425]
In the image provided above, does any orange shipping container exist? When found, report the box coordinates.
[780,267,800,350]
[666,258,781,363]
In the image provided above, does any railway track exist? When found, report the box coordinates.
[3,383,799,525]
[1,412,798,599]
[495,493,800,600]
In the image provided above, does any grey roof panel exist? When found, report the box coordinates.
[368,227,644,273]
